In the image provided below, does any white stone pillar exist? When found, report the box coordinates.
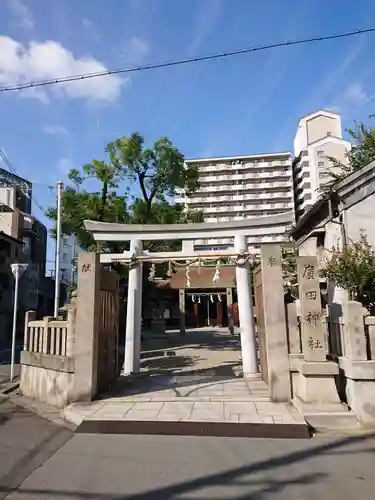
[234,234,258,375]
[134,251,143,373]
[123,239,142,375]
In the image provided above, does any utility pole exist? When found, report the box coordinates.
[54,181,63,318]
[10,263,28,381]
[71,235,76,285]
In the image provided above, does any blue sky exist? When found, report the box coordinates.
[0,0,375,268]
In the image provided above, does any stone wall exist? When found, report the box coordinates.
[20,351,75,408]
[19,308,76,408]
[338,304,375,425]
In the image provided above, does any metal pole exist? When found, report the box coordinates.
[10,266,19,382]
[70,235,76,286]
[54,181,63,318]
[207,296,210,327]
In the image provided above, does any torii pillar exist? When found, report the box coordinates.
[123,239,143,375]
[234,234,259,375]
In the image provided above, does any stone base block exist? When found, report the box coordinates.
[295,361,341,405]
[339,358,375,426]
[302,411,360,433]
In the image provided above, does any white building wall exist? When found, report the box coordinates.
[344,195,375,248]
[176,152,295,252]
[0,187,16,210]
[293,110,351,220]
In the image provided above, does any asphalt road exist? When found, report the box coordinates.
[0,365,20,388]
[0,397,72,500]
[1,397,375,499]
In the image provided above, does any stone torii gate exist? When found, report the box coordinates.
[84,213,292,378]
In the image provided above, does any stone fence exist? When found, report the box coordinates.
[337,302,375,425]
[20,306,76,408]
[364,316,375,360]
[19,253,120,409]
[24,314,73,356]
[285,295,375,425]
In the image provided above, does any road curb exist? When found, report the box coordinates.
[7,394,77,431]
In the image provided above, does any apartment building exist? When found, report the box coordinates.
[0,172,47,313]
[0,231,23,351]
[0,168,32,214]
[176,152,295,252]
[293,110,351,220]
[60,234,77,286]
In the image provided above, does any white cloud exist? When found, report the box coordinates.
[6,0,34,29]
[82,18,94,29]
[187,0,223,55]
[0,36,125,103]
[327,83,374,116]
[121,37,149,65]
[43,124,69,136]
[81,17,101,41]
[58,157,74,173]
[342,83,371,105]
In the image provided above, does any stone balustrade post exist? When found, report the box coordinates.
[365,317,375,360]
[343,301,368,361]
[66,307,77,357]
[23,310,36,351]
[285,301,301,354]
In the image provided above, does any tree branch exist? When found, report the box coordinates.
[138,172,150,204]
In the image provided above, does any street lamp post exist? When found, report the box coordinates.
[10,263,28,382]
[54,180,64,318]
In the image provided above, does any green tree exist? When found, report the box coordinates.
[107,133,199,221]
[322,233,375,314]
[327,115,375,183]
[282,247,298,295]
[45,159,129,252]
[46,133,201,251]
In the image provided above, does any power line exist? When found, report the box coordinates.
[0,26,374,93]
[0,149,17,174]
[0,148,46,213]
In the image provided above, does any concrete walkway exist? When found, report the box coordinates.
[64,329,306,436]
[64,375,304,426]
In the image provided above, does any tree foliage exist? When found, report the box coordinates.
[327,115,375,183]
[45,160,128,252]
[107,133,199,221]
[46,133,201,252]
[282,247,298,294]
[322,233,375,314]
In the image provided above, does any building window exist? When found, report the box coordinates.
[302,171,310,178]
[302,150,309,157]
[317,150,324,157]
[303,182,311,189]
[22,236,31,254]
[304,193,312,200]
[318,161,325,167]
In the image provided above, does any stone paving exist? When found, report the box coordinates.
[64,375,305,426]
[63,328,305,427]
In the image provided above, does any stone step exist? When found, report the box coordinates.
[97,397,272,403]
[75,418,311,439]
[304,412,361,433]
